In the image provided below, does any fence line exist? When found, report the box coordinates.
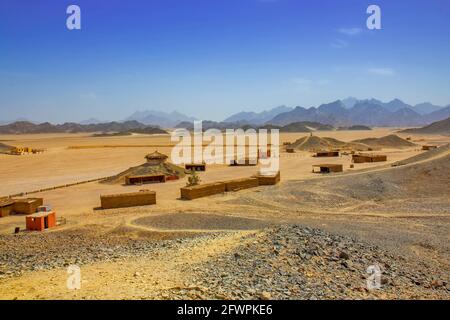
[7,176,114,198]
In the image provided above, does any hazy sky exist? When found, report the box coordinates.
[1,0,450,123]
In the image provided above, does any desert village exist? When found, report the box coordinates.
[0,126,449,300]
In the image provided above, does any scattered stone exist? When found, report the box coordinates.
[1,223,449,300]
[258,291,271,300]
[430,280,444,289]
[338,251,350,260]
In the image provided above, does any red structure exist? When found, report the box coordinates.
[25,206,56,231]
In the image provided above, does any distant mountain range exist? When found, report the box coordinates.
[0,118,34,125]
[176,121,349,133]
[340,98,443,114]
[79,118,104,125]
[412,102,443,115]
[125,110,196,128]
[175,120,254,131]
[223,106,293,125]
[0,121,167,135]
[2,98,449,131]
[264,99,450,127]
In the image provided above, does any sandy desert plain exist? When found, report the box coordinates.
[0,128,449,300]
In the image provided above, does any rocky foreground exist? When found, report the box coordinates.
[0,225,189,278]
[0,224,449,299]
[169,225,450,299]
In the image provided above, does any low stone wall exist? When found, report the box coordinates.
[180,182,226,200]
[0,202,14,218]
[352,156,367,163]
[225,177,259,192]
[352,154,387,163]
[256,171,281,185]
[313,165,343,173]
[180,173,281,200]
[314,151,339,157]
[13,198,43,214]
[100,191,156,209]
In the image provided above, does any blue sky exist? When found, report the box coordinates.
[1,0,449,123]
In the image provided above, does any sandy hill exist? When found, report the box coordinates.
[309,145,450,205]
[102,161,186,185]
[235,143,450,215]
[289,135,370,152]
[279,122,334,132]
[0,142,14,154]
[337,125,372,131]
[352,134,415,148]
[393,143,450,166]
[401,117,450,135]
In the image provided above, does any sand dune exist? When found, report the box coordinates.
[289,135,371,151]
[353,134,416,148]
[0,142,14,154]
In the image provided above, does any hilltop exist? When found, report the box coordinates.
[401,117,450,135]
[288,135,370,152]
[175,121,335,133]
[0,121,167,135]
[125,110,196,128]
[286,134,415,152]
[352,134,416,148]
[0,142,14,154]
[223,106,293,125]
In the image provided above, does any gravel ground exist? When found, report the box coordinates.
[0,223,448,299]
[1,147,448,299]
[133,213,271,230]
[0,225,218,279]
[167,225,450,300]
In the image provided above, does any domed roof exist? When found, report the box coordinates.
[145,150,168,161]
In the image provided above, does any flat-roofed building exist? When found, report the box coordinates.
[314,151,339,157]
[312,164,343,173]
[0,199,14,218]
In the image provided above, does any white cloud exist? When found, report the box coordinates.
[368,68,396,76]
[80,93,97,100]
[338,28,363,36]
[330,39,348,48]
[291,78,329,92]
